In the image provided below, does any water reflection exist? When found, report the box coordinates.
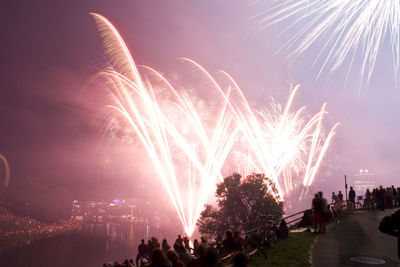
[0,222,176,267]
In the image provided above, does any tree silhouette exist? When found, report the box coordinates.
[197,173,283,239]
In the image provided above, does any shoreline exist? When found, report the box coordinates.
[0,222,81,252]
[0,204,81,251]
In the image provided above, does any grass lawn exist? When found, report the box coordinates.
[248,231,316,267]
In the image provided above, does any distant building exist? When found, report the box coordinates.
[353,169,376,196]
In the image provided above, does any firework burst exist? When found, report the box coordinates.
[92,13,239,236]
[91,13,339,235]
[220,79,339,200]
[256,0,400,89]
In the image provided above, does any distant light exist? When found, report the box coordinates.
[114,199,121,205]
[365,169,369,173]
[360,169,363,173]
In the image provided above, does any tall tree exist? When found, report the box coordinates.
[197,173,283,239]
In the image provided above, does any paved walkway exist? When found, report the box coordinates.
[311,209,399,267]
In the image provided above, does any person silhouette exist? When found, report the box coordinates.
[349,186,356,209]
[136,239,149,267]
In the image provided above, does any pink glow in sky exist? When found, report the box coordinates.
[1,1,399,205]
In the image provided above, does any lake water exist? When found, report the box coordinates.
[0,223,177,267]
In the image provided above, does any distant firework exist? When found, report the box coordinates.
[91,13,338,235]
[256,0,400,89]
[225,82,339,199]
[0,154,10,189]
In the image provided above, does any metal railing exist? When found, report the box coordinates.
[243,208,310,236]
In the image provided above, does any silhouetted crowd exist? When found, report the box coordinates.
[105,184,400,267]
[364,186,400,210]
[329,185,400,211]
[310,185,400,234]
[104,220,290,267]
[104,233,252,267]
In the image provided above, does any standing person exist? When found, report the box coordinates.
[376,187,381,209]
[349,186,356,210]
[392,186,397,208]
[372,189,377,207]
[162,239,170,253]
[136,239,149,267]
[397,187,400,207]
[312,193,323,233]
[338,191,344,201]
[153,237,161,248]
[332,192,339,204]
[337,190,344,214]
[319,191,328,231]
[183,236,191,253]
[388,188,394,209]
[147,239,154,258]
[376,188,381,209]
[193,239,199,257]
[365,189,372,210]
[385,187,392,209]
[175,235,183,247]
[377,186,385,210]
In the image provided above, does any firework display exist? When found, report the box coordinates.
[225,82,339,200]
[257,0,400,88]
[92,13,338,235]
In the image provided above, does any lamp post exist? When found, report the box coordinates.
[344,174,348,202]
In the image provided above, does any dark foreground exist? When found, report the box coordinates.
[311,209,399,266]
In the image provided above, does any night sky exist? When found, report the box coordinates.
[1,0,400,200]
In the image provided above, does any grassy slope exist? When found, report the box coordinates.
[249,232,316,267]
